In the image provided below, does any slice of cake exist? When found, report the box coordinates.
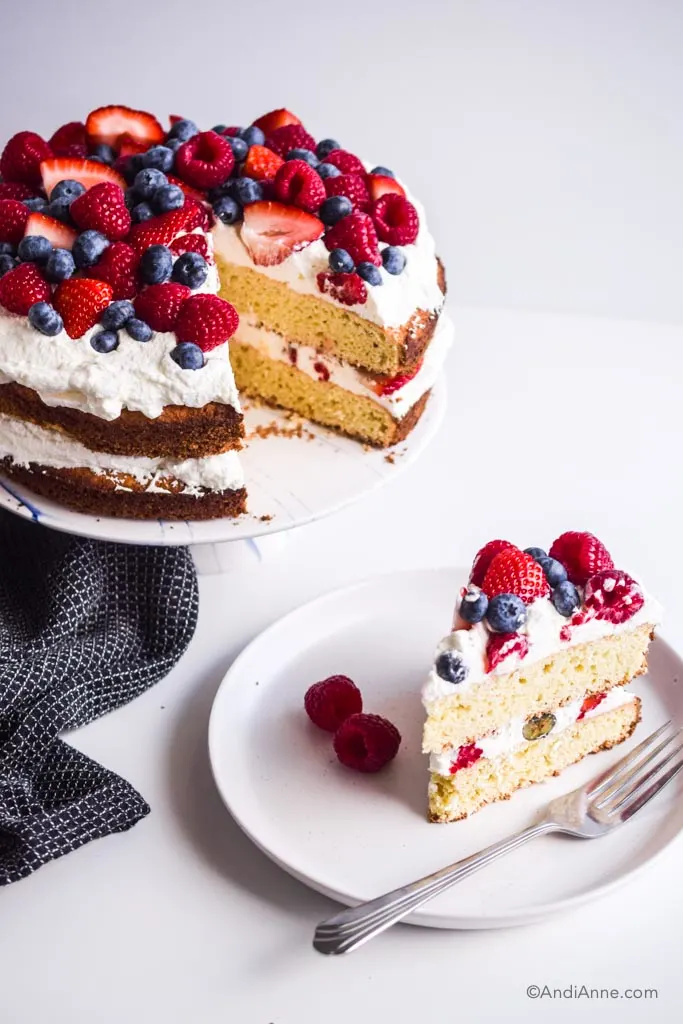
[423,532,662,822]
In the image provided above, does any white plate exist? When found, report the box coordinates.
[208,567,683,929]
[0,379,445,546]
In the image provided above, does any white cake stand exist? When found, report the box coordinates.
[0,378,446,569]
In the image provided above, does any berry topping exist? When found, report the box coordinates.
[0,132,53,187]
[482,548,551,604]
[458,584,489,624]
[126,318,153,342]
[132,167,168,199]
[238,126,266,148]
[0,255,16,278]
[133,283,191,332]
[70,182,131,241]
[324,173,370,212]
[44,248,75,283]
[304,675,363,732]
[24,212,77,251]
[319,195,353,226]
[317,162,341,180]
[53,277,114,339]
[0,199,30,245]
[242,145,285,182]
[333,713,401,773]
[253,109,302,135]
[551,580,581,618]
[171,251,209,290]
[536,556,568,588]
[0,263,50,315]
[168,119,199,142]
[583,569,644,625]
[241,201,324,267]
[366,174,406,202]
[470,539,515,587]
[577,693,607,720]
[225,136,249,163]
[323,150,366,177]
[85,105,164,149]
[524,547,547,560]
[381,246,407,275]
[99,299,135,331]
[450,743,483,774]
[182,196,211,231]
[371,194,420,245]
[230,177,264,206]
[90,242,140,300]
[323,211,381,266]
[139,244,173,285]
[548,532,615,586]
[90,329,119,354]
[522,712,556,742]
[23,198,48,214]
[287,147,318,167]
[141,145,175,173]
[357,261,382,286]
[28,301,63,337]
[49,122,88,156]
[316,139,341,160]
[174,131,235,189]
[0,182,37,201]
[17,235,52,264]
[175,293,239,352]
[265,124,316,158]
[170,342,205,370]
[169,234,210,260]
[435,650,468,684]
[127,207,194,254]
[273,160,325,213]
[486,593,527,633]
[40,158,127,197]
[316,270,367,306]
[487,632,530,672]
[152,184,185,214]
[165,174,207,204]
[73,230,110,269]
[328,247,355,273]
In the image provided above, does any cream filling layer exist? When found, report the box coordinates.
[0,413,244,495]
[429,687,635,776]
[234,312,453,417]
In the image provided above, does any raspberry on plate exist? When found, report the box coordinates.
[304,675,363,732]
[548,531,614,585]
[333,713,401,772]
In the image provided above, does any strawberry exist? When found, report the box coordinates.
[323,149,366,177]
[0,199,30,245]
[374,359,424,396]
[0,132,53,187]
[0,263,50,315]
[265,124,316,158]
[24,212,78,250]
[366,173,405,202]
[116,133,149,157]
[323,210,381,266]
[324,173,370,212]
[371,194,419,245]
[241,201,323,266]
[40,158,127,198]
[242,145,284,182]
[486,633,530,673]
[57,144,89,160]
[577,693,606,720]
[127,208,193,254]
[548,532,614,586]
[54,278,114,339]
[169,234,210,260]
[85,105,164,149]
[166,174,207,203]
[316,271,367,306]
[182,196,211,231]
[175,131,234,189]
[470,539,514,587]
[449,743,483,774]
[90,242,140,300]
[49,122,88,156]
[0,182,37,201]
[175,294,239,351]
[482,548,551,604]
[273,160,325,212]
[134,283,191,332]
[252,109,302,136]
[582,570,644,625]
[70,182,131,241]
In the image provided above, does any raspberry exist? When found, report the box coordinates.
[169,234,210,260]
[53,278,114,339]
[70,182,131,241]
[333,713,401,773]
[304,675,363,731]
[175,293,239,352]
[273,160,325,213]
[371,194,420,245]
[323,149,366,177]
[265,124,316,158]
[470,539,514,587]
[174,131,235,189]
[486,632,530,672]
[0,131,53,187]
[49,121,88,155]
[450,742,483,774]
[582,569,644,625]
[0,263,50,316]
[324,173,370,212]
[482,548,551,604]
[374,359,424,396]
[316,270,367,306]
[91,242,140,300]
[242,145,285,182]
[577,692,606,720]
[0,182,37,201]
[134,283,191,332]
[0,199,30,246]
[548,532,614,585]
[323,211,381,266]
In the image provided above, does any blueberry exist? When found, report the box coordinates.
[329,248,355,273]
[133,168,168,200]
[357,262,382,286]
[72,230,109,268]
[168,119,199,142]
[47,197,75,223]
[90,330,119,353]
[522,712,556,742]
[141,145,175,173]
[124,188,138,211]
[23,197,48,213]
[382,246,406,275]
[238,125,265,147]
[139,244,173,285]
[132,202,154,223]
[51,179,86,202]
[212,196,242,225]
[172,252,209,290]
[317,162,341,180]
[212,124,228,134]
[486,593,527,633]
[316,138,340,159]
[537,556,568,588]
[230,177,263,205]
[170,341,204,369]
[152,184,185,213]
[319,195,352,226]
[18,235,52,264]
[551,581,581,618]
[370,165,395,178]
[207,183,233,202]
[435,650,468,685]
[90,143,115,165]
[286,148,318,167]
[100,300,135,331]
[116,157,139,185]
[226,136,248,163]
[165,138,183,154]
[28,301,63,337]
[0,242,15,256]
[0,255,17,277]
[126,318,154,342]
[44,247,75,283]
[458,585,489,624]
[524,547,547,561]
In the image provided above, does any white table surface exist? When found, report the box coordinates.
[1,306,681,1023]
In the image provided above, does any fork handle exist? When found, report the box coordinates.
[313,820,556,955]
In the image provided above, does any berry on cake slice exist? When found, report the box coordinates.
[241,201,324,266]
[40,157,127,197]
[374,358,424,396]
[548,531,615,585]
[24,212,78,250]
[252,109,302,135]
[70,182,131,241]
[482,547,551,603]
[0,132,53,187]
[127,207,195,254]
[242,145,285,182]
[578,692,607,720]
[49,122,88,156]
[53,278,114,339]
[133,282,191,332]
[273,160,325,212]
[304,675,363,731]
[169,234,210,260]
[316,270,367,306]
[486,632,530,672]
[175,294,239,352]
[371,194,420,245]
[0,199,30,245]
[90,242,140,300]
[323,211,381,266]
[450,742,483,774]
[85,105,165,149]
[582,569,645,625]
[0,263,50,315]
[469,539,514,587]
[333,713,401,773]
[366,174,406,202]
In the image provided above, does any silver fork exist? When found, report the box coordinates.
[314,720,683,955]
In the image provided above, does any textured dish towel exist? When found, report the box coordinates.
[0,509,198,885]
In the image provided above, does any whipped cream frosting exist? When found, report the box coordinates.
[234,312,453,417]
[429,686,635,776]
[0,414,244,495]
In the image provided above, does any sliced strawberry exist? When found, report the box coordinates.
[182,196,211,231]
[116,133,149,157]
[169,234,210,260]
[40,157,127,198]
[252,109,302,135]
[166,174,207,203]
[242,145,284,182]
[24,212,78,250]
[366,174,405,202]
[241,201,323,266]
[127,208,193,254]
[374,359,423,396]
[49,122,88,156]
[85,105,164,150]
[54,278,114,339]
[316,271,367,306]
